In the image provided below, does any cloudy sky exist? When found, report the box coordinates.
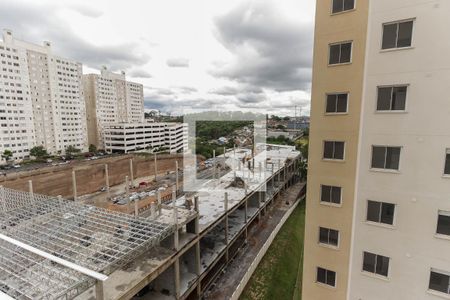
[0,0,315,116]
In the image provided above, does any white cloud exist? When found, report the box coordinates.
[0,0,315,116]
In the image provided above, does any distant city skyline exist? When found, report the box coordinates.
[0,0,315,116]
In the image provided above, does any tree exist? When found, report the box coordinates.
[65,145,81,156]
[283,116,290,121]
[88,144,97,153]
[30,146,48,158]
[271,115,282,121]
[1,149,13,162]
[276,124,286,130]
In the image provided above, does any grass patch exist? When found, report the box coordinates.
[240,201,305,300]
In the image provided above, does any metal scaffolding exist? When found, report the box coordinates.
[0,187,175,299]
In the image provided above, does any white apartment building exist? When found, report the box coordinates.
[83,67,144,149]
[0,30,34,162]
[103,122,187,154]
[0,29,87,162]
[304,1,450,300]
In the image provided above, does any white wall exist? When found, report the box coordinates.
[349,1,450,299]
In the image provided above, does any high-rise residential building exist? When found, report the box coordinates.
[83,67,144,149]
[303,1,450,299]
[0,29,87,162]
[0,30,35,162]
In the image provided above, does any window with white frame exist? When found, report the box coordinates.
[332,0,355,14]
[376,86,407,111]
[371,146,401,170]
[319,227,339,247]
[329,42,352,65]
[382,20,414,50]
[326,93,348,113]
[362,251,390,277]
[429,269,450,295]
[321,185,342,204]
[323,141,345,160]
[366,200,395,225]
[317,267,336,287]
[437,211,450,236]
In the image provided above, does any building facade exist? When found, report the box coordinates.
[103,122,187,154]
[0,30,35,162]
[83,67,144,149]
[0,29,87,162]
[304,1,450,299]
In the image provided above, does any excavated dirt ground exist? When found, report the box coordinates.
[0,154,185,199]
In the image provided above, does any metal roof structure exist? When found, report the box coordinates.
[0,187,175,299]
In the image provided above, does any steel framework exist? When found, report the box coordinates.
[0,187,175,299]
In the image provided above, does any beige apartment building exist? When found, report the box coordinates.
[304,0,450,299]
[83,67,144,148]
[0,29,87,161]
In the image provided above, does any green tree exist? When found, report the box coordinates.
[271,115,282,121]
[65,145,81,156]
[1,149,13,162]
[88,144,97,153]
[30,146,48,158]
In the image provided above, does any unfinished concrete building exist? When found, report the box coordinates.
[0,144,303,300]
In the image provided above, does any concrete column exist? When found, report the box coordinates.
[223,146,226,158]
[95,280,105,300]
[104,164,110,193]
[129,159,134,187]
[72,170,77,201]
[28,180,33,194]
[173,186,179,250]
[259,162,262,180]
[245,198,248,224]
[194,196,199,234]
[150,202,156,219]
[125,176,130,214]
[0,186,5,211]
[175,161,179,192]
[174,259,180,299]
[157,190,162,215]
[194,196,199,213]
[134,195,139,218]
[195,241,201,276]
[154,153,157,181]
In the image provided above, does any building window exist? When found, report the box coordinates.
[371,146,401,170]
[377,86,407,111]
[326,93,348,113]
[429,270,450,295]
[437,211,450,236]
[329,42,352,65]
[382,20,414,50]
[317,267,336,287]
[444,149,450,175]
[319,227,339,247]
[367,200,395,225]
[321,185,342,204]
[323,141,345,160]
[332,0,355,14]
[363,251,390,277]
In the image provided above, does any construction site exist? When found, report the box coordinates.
[0,144,305,300]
